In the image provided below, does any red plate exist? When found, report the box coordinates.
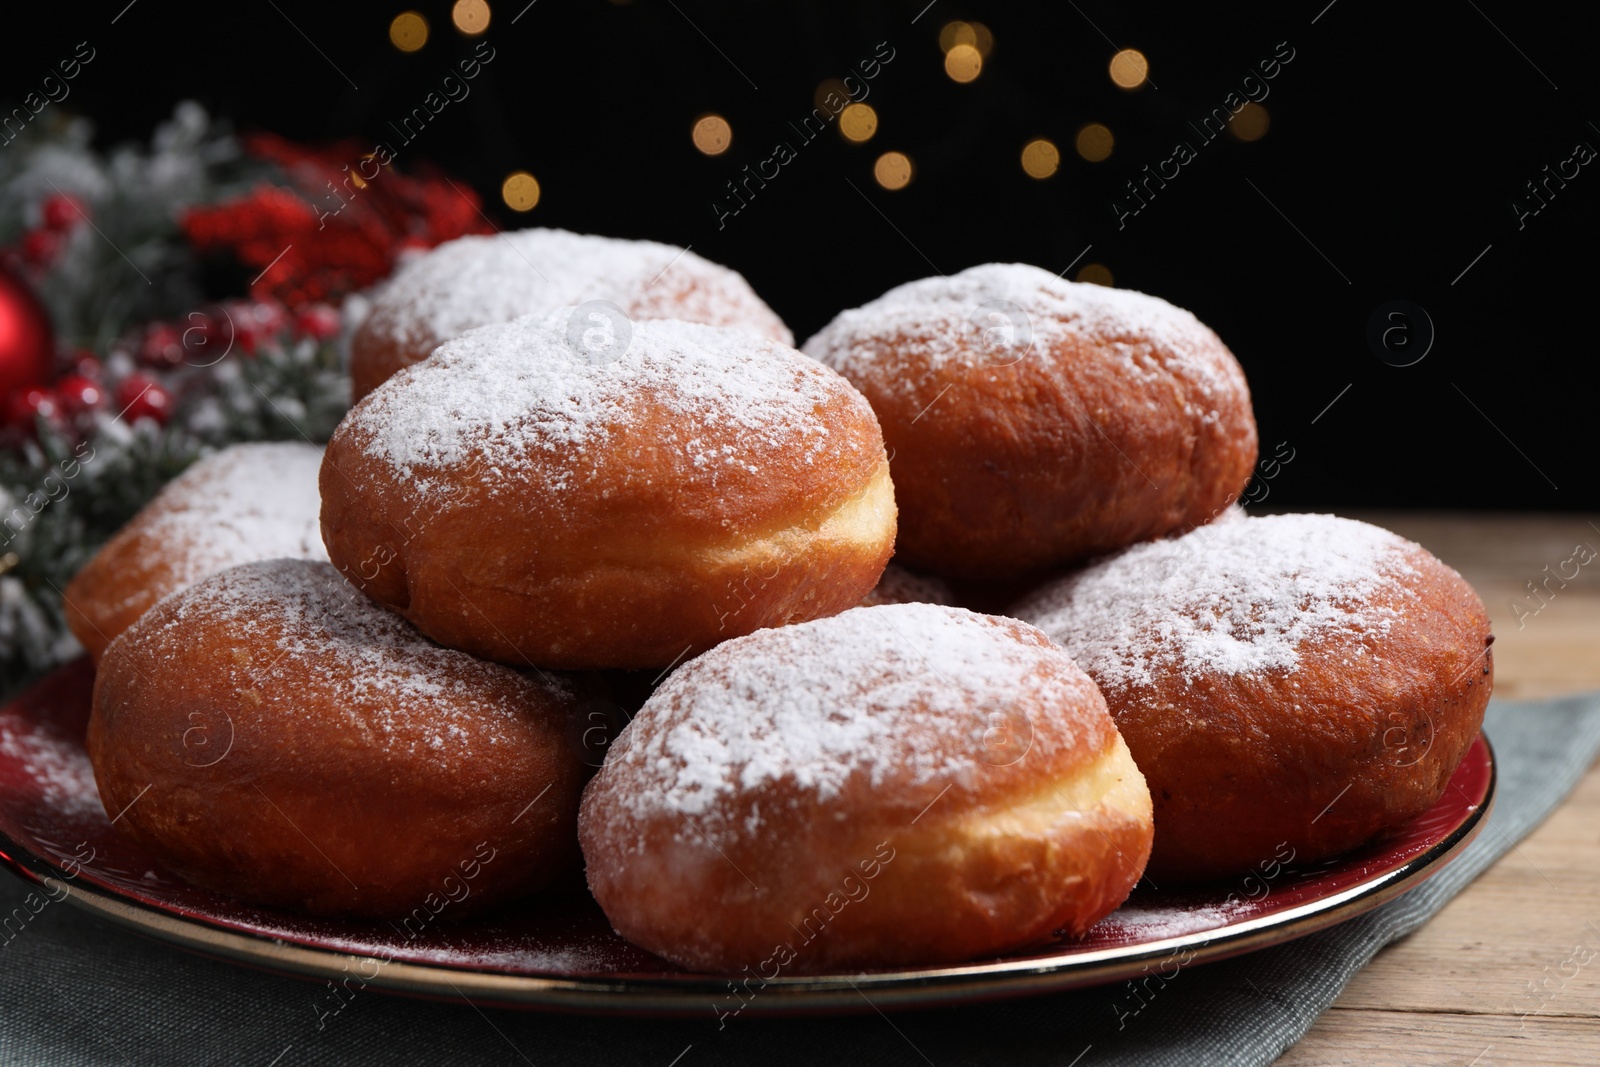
[0,658,1494,1014]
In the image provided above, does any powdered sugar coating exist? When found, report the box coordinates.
[351,311,863,495]
[1014,514,1422,688]
[802,262,1244,405]
[64,442,331,660]
[358,228,792,358]
[0,715,101,819]
[597,603,1107,833]
[1093,901,1248,941]
[126,559,568,758]
[139,442,328,575]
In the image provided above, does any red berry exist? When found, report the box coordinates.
[68,351,102,379]
[41,194,85,231]
[55,375,104,415]
[225,299,288,354]
[21,229,61,266]
[293,304,341,340]
[115,375,172,425]
[5,387,59,431]
[138,323,185,368]
[250,299,289,335]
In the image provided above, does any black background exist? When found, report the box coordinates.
[5,1,1596,511]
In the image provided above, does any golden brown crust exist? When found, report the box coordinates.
[1015,515,1493,881]
[322,316,896,669]
[578,604,1153,972]
[65,524,182,663]
[63,443,326,662]
[804,265,1257,580]
[87,559,590,918]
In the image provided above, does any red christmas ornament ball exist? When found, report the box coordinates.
[115,374,172,425]
[0,266,56,398]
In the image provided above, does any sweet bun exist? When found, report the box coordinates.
[804,264,1257,580]
[63,442,326,662]
[322,312,896,670]
[1014,513,1493,881]
[350,229,792,401]
[579,603,1152,973]
[88,559,589,918]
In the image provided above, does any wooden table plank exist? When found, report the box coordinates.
[1276,513,1600,1065]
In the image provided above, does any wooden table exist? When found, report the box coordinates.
[1278,513,1600,1066]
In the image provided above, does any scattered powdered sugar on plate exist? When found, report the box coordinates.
[603,603,1094,826]
[352,312,857,492]
[1015,514,1421,687]
[802,262,1245,402]
[138,442,327,575]
[1094,900,1250,941]
[142,560,566,758]
[0,716,102,819]
[361,228,791,354]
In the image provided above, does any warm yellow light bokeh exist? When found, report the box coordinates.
[970,22,994,57]
[1109,49,1149,89]
[945,44,982,84]
[874,151,913,190]
[1021,138,1060,179]
[1075,123,1115,162]
[501,171,541,212]
[389,12,429,52]
[451,0,491,35]
[939,21,974,53]
[1230,103,1271,142]
[939,20,993,57]
[692,114,733,156]
[1077,263,1114,286]
[814,78,849,110]
[839,103,879,143]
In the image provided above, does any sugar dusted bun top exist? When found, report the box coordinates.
[352,228,792,397]
[339,310,885,538]
[107,558,574,742]
[804,262,1249,411]
[1016,512,1438,689]
[587,603,1115,840]
[139,442,326,570]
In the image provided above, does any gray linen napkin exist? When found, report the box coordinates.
[3,692,1597,1067]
